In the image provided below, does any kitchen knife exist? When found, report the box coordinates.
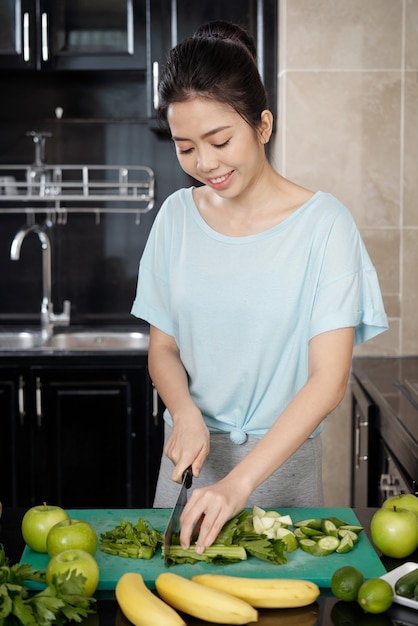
[164,465,193,565]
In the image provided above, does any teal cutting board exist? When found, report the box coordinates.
[20,507,386,590]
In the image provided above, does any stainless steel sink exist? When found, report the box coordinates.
[0,330,149,352]
[0,330,45,350]
[47,331,149,351]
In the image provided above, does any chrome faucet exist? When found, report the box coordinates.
[26,131,55,196]
[10,222,71,339]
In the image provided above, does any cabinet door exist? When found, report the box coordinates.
[0,368,32,506]
[43,0,147,70]
[0,373,16,505]
[149,0,277,118]
[0,0,36,69]
[31,367,145,508]
[0,0,147,71]
[351,380,379,507]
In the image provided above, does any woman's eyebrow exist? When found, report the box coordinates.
[172,125,232,142]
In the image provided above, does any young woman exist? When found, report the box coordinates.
[131,21,388,554]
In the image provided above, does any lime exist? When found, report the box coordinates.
[331,565,365,602]
[357,578,393,614]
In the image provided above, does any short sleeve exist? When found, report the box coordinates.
[309,205,388,345]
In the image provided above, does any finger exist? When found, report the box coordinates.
[192,444,209,478]
[179,496,205,549]
[171,461,190,484]
[194,511,226,553]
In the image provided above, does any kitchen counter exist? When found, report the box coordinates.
[0,325,150,356]
[352,356,418,495]
[1,507,417,626]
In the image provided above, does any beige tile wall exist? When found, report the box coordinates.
[276,0,418,505]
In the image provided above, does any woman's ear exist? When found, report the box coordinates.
[258,110,274,144]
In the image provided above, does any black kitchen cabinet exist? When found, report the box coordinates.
[0,0,147,71]
[148,0,277,118]
[351,378,380,508]
[351,357,418,508]
[0,368,20,506]
[0,355,163,509]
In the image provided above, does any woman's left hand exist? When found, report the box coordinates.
[179,476,250,552]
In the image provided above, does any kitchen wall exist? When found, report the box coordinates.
[276,0,418,505]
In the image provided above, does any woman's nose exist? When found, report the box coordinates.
[196,148,217,172]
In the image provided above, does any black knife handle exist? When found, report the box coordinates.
[183,465,193,489]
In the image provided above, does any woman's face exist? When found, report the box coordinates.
[167,96,269,199]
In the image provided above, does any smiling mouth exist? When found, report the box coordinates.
[208,171,233,185]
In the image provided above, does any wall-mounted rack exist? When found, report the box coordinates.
[0,165,155,219]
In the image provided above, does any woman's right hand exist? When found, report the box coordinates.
[164,407,210,483]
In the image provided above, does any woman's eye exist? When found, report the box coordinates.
[178,147,193,155]
[215,139,230,149]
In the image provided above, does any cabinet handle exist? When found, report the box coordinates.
[35,377,43,426]
[152,61,159,110]
[152,385,159,426]
[23,12,30,62]
[41,12,49,62]
[18,376,26,424]
[355,410,368,468]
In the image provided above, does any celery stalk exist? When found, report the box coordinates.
[163,543,247,566]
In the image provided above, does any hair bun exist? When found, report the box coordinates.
[193,20,257,61]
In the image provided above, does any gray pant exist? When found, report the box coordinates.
[153,423,324,508]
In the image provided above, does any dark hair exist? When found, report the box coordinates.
[193,20,257,62]
[157,21,268,132]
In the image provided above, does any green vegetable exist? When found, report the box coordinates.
[100,518,163,559]
[166,510,288,566]
[163,544,247,566]
[0,544,96,625]
[240,537,287,565]
[294,516,363,556]
[394,567,418,599]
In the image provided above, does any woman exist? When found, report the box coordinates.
[131,21,388,554]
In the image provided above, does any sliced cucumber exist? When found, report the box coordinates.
[315,536,340,555]
[336,534,354,554]
[338,524,363,534]
[322,519,338,537]
[299,535,339,556]
[338,529,359,544]
[299,526,326,537]
[294,518,324,530]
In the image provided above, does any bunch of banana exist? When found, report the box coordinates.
[115,570,320,625]
[115,572,186,626]
[156,572,258,625]
[191,574,320,608]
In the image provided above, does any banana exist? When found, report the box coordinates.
[191,574,320,608]
[155,572,258,625]
[115,572,186,626]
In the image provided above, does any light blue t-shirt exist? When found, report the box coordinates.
[131,188,388,443]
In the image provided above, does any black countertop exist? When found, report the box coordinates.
[1,507,417,626]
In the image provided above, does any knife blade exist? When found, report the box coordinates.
[164,465,193,565]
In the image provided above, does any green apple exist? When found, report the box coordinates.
[47,518,98,557]
[370,506,418,558]
[382,494,418,518]
[46,548,100,597]
[21,503,69,553]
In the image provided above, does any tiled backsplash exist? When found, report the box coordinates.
[277,0,418,505]
[276,0,417,357]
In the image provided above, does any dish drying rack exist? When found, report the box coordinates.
[0,164,155,223]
